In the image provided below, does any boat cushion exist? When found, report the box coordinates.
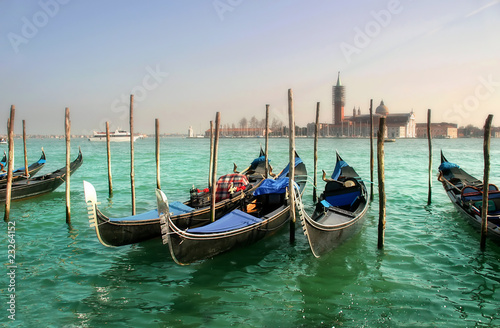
[325,190,361,208]
[188,209,262,233]
[169,201,195,215]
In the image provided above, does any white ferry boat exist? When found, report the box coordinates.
[88,130,140,142]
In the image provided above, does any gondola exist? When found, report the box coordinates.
[0,148,82,202]
[438,151,500,242]
[84,149,273,247]
[299,152,368,257]
[163,154,307,265]
[0,150,47,184]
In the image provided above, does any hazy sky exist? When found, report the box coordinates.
[1,0,499,135]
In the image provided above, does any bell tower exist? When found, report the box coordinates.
[333,72,345,124]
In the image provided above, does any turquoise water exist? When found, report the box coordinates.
[1,137,500,327]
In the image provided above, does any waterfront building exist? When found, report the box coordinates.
[416,122,458,138]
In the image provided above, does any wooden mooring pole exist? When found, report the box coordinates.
[427,109,432,205]
[155,118,161,190]
[208,121,214,188]
[288,89,296,243]
[106,122,113,197]
[210,112,221,222]
[4,106,15,222]
[265,104,270,178]
[377,117,386,249]
[313,102,320,203]
[130,95,136,216]
[480,114,493,250]
[370,99,374,201]
[22,120,28,178]
[65,107,71,224]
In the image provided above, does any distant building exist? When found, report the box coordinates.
[416,122,458,138]
[204,127,266,138]
[308,92,416,138]
[333,71,345,124]
[188,126,194,138]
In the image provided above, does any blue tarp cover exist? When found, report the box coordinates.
[250,156,269,170]
[253,177,289,196]
[332,160,348,180]
[438,161,459,173]
[169,201,195,215]
[188,209,262,233]
[109,209,158,222]
[278,157,303,179]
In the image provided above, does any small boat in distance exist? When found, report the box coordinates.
[0,148,83,202]
[0,138,6,145]
[0,150,47,184]
[88,129,140,142]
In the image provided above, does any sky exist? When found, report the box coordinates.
[1,0,499,135]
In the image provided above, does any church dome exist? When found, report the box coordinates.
[376,100,389,116]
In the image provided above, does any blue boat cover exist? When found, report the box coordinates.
[253,177,289,196]
[438,161,459,173]
[332,160,348,180]
[278,157,303,179]
[188,209,262,233]
[109,209,158,222]
[169,201,195,215]
[250,156,269,170]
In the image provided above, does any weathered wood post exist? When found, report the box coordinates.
[130,95,136,215]
[106,122,113,197]
[155,118,161,190]
[370,99,374,201]
[427,109,432,205]
[65,107,71,224]
[313,102,320,203]
[288,89,296,243]
[4,106,15,222]
[377,117,386,249]
[265,104,270,178]
[210,112,221,222]
[208,120,214,188]
[22,120,28,177]
[480,114,493,250]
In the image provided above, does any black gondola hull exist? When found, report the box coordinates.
[93,192,249,247]
[438,152,500,243]
[166,205,290,265]
[301,152,369,257]
[0,150,82,202]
